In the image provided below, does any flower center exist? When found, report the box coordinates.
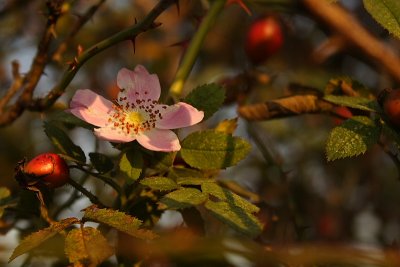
[106,95,165,137]
[127,111,145,125]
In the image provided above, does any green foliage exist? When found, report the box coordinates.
[184,83,225,120]
[215,118,238,134]
[52,111,95,130]
[89,152,114,173]
[149,152,176,172]
[0,187,11,217]
[9,217,79,262]
[83,205,157,240]
[140,176,179,191]
[120,149,143,181]
[326,116,381,161]
[181,130,251,169]
[65,227,114,266]
[363,0,400,39]
[160,188,208,209]
[201,182,260,213]
[325,77,371,96]
[168,167,204,179]
[44,121,86,162]
[176,177,214,185]
[204,200,263,237]
[323,95,378,112]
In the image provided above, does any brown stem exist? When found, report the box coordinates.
[302,0,400,83]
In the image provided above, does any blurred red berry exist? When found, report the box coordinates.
[245,16,284,65]
[18,153,70,188]
[383,89,400,127]
[332,106,353,125]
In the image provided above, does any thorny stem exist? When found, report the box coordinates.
[32,0,175,109]
[68,178,106,208]
[0,0,176,127]
[70,164,122,196]
[168,0,227,100]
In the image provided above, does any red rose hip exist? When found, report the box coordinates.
[383,89,400,127]
[22,153,70,188]
[245,16,284,64]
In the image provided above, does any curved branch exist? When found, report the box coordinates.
[0,0,176,127]
[302,0,400,83]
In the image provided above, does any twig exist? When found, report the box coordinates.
[0,0,65,125]
[168,0,227,100]
[69,164,122,196]
[0,61,23,110]
[68,178,106,208]
[0,0,176,127]
[302,0,400,83]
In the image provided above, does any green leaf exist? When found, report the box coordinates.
[324,95,379,112]
[83,205,157,240]
[160,188,207,209]
[215,118,238,134]
[326,116,380,161]
[363,0,400,39]
[0,187,11,217]
[89,152,114,173]
[140,177,179,191]
[9,217,79,262]
[65,227,114,266]
[184,83,225,120]
[51,111,95,130]
[204,200,263,238]
[201,182,259,213]
[44,121,86,162]
[149,152,176,172]
[120,149,143,181]
[176,177,214,186]
[181,130,251,169]
[168,167,204,179]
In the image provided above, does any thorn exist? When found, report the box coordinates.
[77,45,83,56]
[134,17,137,24]
[151,21,162,29]
[227,0,252,16]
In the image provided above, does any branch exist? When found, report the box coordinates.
[0,61,22,110]
[0,0,65,126]
[0,0,176,127]
[302,0,400,83]
[238,94,334,121]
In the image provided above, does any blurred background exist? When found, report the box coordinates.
[1,0,400,266]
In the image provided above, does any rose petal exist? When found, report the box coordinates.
[68,89,113,127]
[156,102,204,130]
[94,127,135,143]
[117,65,161,102]
[136,128,181,152]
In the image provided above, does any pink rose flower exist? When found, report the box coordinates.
[68,65,204,151]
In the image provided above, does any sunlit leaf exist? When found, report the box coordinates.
[44,121,86,163]
[181,130,251,169]
[83,205,157,240]
[140,177,179,191]
[149,152,176,172]
[201,182,259,213]
[89,152,114,173]
[160,188,207,209]
[326,116,380,161]
[363,0,400,39]
[204,200,263,238]
[65,227,114,266]
[168,167,204,179]
[324,95,378,112]
[215,118,238,134]
[120,149,143,181]
[9,217,79,262]
[184,83,225,120]
[176,177,214,186]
